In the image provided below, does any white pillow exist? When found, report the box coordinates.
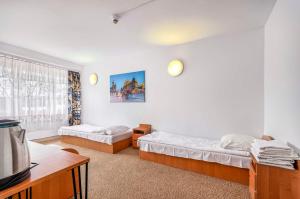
[220,134,255,152]
[105,125,130,135]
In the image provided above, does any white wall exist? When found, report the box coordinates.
[264,0,300,148]
[82,28,264,139]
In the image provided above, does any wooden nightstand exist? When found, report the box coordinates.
[132,124,151,149]
[249,135,300,199]
[249,156,300,199]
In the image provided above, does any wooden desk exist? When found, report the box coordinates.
[0,142,90,199]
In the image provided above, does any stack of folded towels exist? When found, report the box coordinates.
[251,139,299,170]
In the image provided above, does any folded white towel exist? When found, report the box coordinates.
[251,148,297,161]
[258,159,294,166]
[250,139,299,170]
[258,156,296,161]
[253,161,295,170]
[258,148,292,154]
[252,139,291,151]
[258,151,295,157]
[252,153,294,170]
[256,154,298,159]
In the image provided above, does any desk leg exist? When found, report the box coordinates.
[6,187,31,199]
[72,168,78,199]
[78,167,83,199]
[85,163,89,199]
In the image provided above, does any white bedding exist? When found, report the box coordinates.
[58,124,107,134]
[58,124,132,145]
[138,131,251,169]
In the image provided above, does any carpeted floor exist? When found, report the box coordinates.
[39,140,250,199]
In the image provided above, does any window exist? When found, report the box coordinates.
[0,54,68,131]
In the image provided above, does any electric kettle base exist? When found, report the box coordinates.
[0,168,31,191]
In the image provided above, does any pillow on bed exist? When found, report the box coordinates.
[220,134,255,152]
[105,125,130,135]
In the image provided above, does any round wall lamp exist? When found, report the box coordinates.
[168,59,184,77]
[89,73,98,85]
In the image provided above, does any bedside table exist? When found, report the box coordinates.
[249,156,300,199]
[132,124,151,149]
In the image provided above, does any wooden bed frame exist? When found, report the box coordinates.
[61,135,132,154]
[139,150,249,185]
[139,135,276,185]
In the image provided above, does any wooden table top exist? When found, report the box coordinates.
[0,142,89,198]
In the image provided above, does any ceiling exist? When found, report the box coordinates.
[0,0,276,66]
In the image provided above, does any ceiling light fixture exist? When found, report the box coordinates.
[112,0,157,24]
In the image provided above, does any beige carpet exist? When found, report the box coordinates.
[39,140,250,199]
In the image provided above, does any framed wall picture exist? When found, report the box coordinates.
[110,71,145,103]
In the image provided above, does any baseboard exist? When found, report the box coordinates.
[26,129,59,140]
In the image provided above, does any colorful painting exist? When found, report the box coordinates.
[110,71,145,103]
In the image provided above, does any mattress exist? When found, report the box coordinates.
[138,131,251,169]
[58,125,132,145]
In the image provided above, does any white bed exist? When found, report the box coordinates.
[138,131,251,169]
[58,124,132,145]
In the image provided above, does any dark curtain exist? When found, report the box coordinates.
[68,71,81,125]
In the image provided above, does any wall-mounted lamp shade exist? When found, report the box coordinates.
[89,73,98,85]
[168,60,184,77]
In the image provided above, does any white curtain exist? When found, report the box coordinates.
[0,53,68,131]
